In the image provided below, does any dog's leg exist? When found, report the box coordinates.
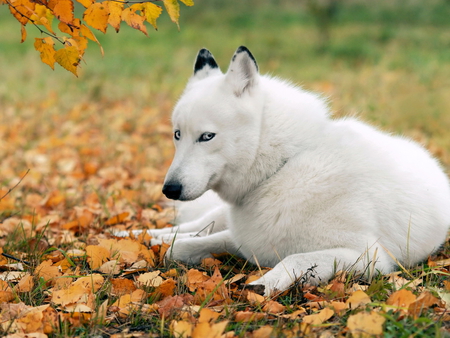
[249,246,393,296]
[113,204,229,239]
[164,229,239,265]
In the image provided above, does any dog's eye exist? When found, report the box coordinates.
[199,132,215,142]
[174,130,181,140]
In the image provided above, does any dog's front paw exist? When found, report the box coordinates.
[248,272,293,296]
[150,232,196,246]
[163,238,211,265]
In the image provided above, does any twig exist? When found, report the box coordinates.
[0,169,30,202]
[4,0,65,45]
[1,252,31,266]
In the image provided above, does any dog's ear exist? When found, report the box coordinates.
[192,48,221,80]
[225,46,259,96]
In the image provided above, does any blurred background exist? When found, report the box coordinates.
[1,0,450,175]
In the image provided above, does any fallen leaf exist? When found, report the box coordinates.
[234,311,265,322]
[262,300,286,314]
[302,307,334,325]
[346,290,371,309]
[386,289,416,313]
[198,307,220,323]
[137,271,163,287]
[171,320,193,338]
[347,311,385,338]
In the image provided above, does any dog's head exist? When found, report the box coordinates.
[162,46,264,201]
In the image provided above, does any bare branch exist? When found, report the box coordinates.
[0,169,30,202]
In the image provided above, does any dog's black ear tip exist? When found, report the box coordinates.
[236,46,250,54]
[194,48,219,75]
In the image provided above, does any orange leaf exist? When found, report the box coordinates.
[302,307,334,326]
[246,291,265,305]
[251,326,273,338]
[155,278,176,297]
[192,320,228,338]
[121,7,147,36]
[44,190,65,208]
[234,311,265,322]
[106,0,123,32]
[185,269,209,292]
[21,24,27,43]
[171,320,193,338]
[35,259,62,284]
[83,2,109,33]
[198,307,220,323]
[104,212,130,226]
[111,278,137,296]
[408,291,440,318]
[55,45,80,76]
[75,0,93,8]
[15,273,34,293]
[262,300,286,314]
[81,24,98,42]
[386,289,417,313]
[58,21,80,36]
[85,245,110,269]
[8,0,36,26]
[48,0,74,24]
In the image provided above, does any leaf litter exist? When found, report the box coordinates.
[0,99,450,337]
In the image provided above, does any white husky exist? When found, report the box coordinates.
[123,46,450,295]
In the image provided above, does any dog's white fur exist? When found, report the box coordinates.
[120,47,450,295]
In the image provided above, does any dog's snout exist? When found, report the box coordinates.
[162,183,182,200]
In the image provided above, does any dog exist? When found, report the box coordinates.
[123,46,450,295]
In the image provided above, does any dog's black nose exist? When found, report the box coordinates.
[162,183,182,200]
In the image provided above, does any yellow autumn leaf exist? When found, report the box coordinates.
[347,311,385,338]
[30,4,54,34]
[122,7,148,36]
[163,0,180,26]
[141,2,163,30]
[346,290,371,309]
[83,2,109,33]
[179,0,194,6]
[80,24,98,42]
[55,45,80,76]
[106,0,123,32]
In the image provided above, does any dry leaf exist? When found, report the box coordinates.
[198,307,220,323]
[386,289,417,313]
[83,2,109,33]
[346,290,371,309]
[347,311,385,338]
[262,300,286,314]
[302,307,334,325]
[234,311,266,322]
